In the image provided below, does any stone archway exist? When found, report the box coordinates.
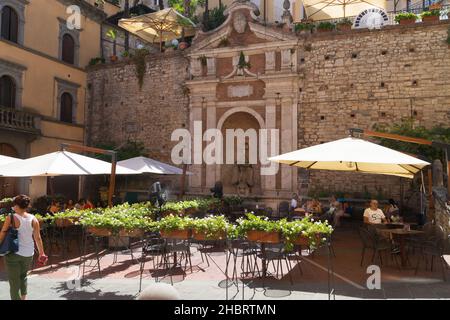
[219,111,262,196]
[0,143,19,198]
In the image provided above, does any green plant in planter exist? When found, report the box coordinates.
[223,195,243,207]
[191,215,230,239]
[279,217,333,251]
[294,22,315,32]
[421,9,441,18]
[316,21,335,31]
[394,12,418,23]
[337,18,353,26]
[157,215,195,231]
[236,213,281,235]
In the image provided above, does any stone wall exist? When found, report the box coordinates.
[433,187,450,236]
[86,50,190,194]
[86,22,450,204]
[298,22,450,201]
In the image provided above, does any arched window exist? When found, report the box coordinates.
[60,92,73,123]
[0,75,16,108]
[61,34,75,64]
[1,6,19,43]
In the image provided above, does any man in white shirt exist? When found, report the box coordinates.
[363,200,386,224]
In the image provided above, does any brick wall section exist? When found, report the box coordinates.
[298,22,450,199]
[86,50,189,165]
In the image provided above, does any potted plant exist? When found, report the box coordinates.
[106,28,119,62]
[53,209,84,228]
[191,215,229,241]
[118,216,154,238]
[316,21,335,33]
[421,9,441,23]
[336,18,353,31]
[237,213,281,244]
[279,217,333,251]
[80,212,119,237]
[161,201,185,216]
[157,215,194,239]
[294,22,315,35]
[394,12,418,25]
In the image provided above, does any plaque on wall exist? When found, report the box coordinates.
[227,84,254,98]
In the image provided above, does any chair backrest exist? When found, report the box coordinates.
[359,227,375,249]
[278,201,290,217]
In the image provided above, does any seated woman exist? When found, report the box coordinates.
[329,195,350,227]
[384,198,401,223]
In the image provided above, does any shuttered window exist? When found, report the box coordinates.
[0,76,16,108]
[1,6,19,43]
[61,34,75,64]
[60,92,73,123]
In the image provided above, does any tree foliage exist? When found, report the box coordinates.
[373,119,450,161]
[93,140,147,162]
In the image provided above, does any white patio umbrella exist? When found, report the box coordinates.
[0,151,139,177]
[0,155,22,166]
[269,137,430,178]
[118,156,191,175]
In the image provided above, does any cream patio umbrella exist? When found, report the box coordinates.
[302,0,387,20]
[118,156,191,175]
[0,155,22,166]
[0,151,139,177]
[118,8,196,52]
[269,137,430,179]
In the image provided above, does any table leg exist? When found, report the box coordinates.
[399,236,407,268]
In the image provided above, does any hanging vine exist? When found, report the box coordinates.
[133,48,149,89]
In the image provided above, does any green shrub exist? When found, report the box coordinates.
[421,9,441,17]
[191,215,230,238]
[294,23,315,32]
[394,12,418,23]
[316,21,335,31]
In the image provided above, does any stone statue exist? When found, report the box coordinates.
[232,164,254,197]
[433,159,444,187]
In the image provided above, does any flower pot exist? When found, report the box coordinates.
[110,55,118,63]
[178,41,189,50]
[87,227,112,237]
[246,230,281,244]
[292,235,309,246]
[422,15,439,23]
[337,24,352,31]
[119,229,145,238]
[398,18,416,25]
[192,230,226,241]
[55,218,74,228]
[160,229,191,240]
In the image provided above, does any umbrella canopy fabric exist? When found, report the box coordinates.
[0,151,139,177]
[119,8,196,50]
[302,0,386,20]
[118,156,190,175]
[0,155,22,166]
[269,137,429,179]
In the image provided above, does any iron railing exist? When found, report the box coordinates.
[0,106,41,135]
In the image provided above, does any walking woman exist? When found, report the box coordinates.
[0,195,46,300]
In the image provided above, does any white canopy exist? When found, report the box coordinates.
[269,137,430,179]
[302,0,387,20]
[118,156,189,175]
[0,155,22,166]
[0,151,139,177]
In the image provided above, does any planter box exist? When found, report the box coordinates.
[119,229,145,238]
[246,230,281,244]
[398,18,416,25]
[292,235,309,246]
[192,230,226,241]
[422,15,439,23]
[317,29,334,33]
[87,227,112,237]
[184,207,199,216]
[160,229,191,240]
[337,24,352,31]
[55,218,75,228]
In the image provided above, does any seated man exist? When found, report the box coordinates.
[363,200,386,224]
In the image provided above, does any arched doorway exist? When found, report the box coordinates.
[0,143,19,198]
[221,111,262,196]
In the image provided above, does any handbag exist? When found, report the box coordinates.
[0,212,19,256]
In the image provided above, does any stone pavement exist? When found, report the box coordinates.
[1,228,449,300]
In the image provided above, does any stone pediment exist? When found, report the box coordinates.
[190,1,297,52]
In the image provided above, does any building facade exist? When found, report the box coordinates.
[0,0,120,200]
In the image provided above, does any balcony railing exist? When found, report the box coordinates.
[0,106,41,135]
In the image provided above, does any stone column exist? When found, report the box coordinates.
[264,98,277,193]
[205,99,217,190]
[189,97,203,191]
[281,97,293,191]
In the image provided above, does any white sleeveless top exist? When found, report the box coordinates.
[13,213,35,257]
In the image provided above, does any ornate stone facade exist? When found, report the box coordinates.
[86,2,450,207]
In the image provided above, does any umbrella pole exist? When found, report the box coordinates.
[179,164,187,200]
[108,153,117,207]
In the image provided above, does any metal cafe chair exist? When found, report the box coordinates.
[359,227,398,267]
[257,243,299,285]
[415,227,448,280]
[139,234,166,292]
